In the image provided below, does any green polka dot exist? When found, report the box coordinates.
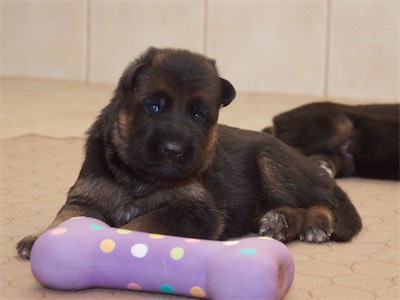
[240,248,256,256]
[170,247,185,260]
[89,224,105,230]
[160,284,175,294]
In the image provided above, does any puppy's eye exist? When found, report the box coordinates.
[144,103,160,113]
[193,112,205,122]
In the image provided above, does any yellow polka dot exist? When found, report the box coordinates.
[170,247,185,260]
[116,229,131,235]
[100,239,116,253]
[149,233,166,239]
[190,286,206,298]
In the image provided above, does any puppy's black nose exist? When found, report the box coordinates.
[160,142,184,159]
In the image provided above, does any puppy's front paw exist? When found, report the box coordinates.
[16,235,37,259]
[259,211,288,242]
[299,227,331,243]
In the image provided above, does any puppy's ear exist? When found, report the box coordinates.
[220,78,236,107]
[118,47,159,91]
[262,126,275,135]
[119,63,145,90]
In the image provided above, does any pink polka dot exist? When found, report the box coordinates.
[184,238,201,243]
[50,228,67,235]
[127,282,142,291]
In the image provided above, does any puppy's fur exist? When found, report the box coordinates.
[264,102,399,180]
[17,48,362,259]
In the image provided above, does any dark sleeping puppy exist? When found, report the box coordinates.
[263,102,400,180]
[17,48,362,259]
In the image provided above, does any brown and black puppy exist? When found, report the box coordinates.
[263,102,399,180]
[17,48,362,259]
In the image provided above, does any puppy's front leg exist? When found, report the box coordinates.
[259,205,334,243]
[259,207,306,242]
[16,203,101,259]
[121,201,223,240]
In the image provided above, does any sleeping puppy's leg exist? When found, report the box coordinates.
[259,206,334,243]
[308,155,337,178]
[309,153,356,178]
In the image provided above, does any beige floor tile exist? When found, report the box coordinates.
[0,78,399,300]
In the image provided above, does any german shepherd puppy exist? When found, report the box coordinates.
[17,48,362,259]
[263,102,399,180]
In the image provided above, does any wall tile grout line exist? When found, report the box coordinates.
[203,0,209,56]
[323,0,332,99]
[85,0,92,83]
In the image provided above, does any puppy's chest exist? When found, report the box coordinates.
[113,181,210,226]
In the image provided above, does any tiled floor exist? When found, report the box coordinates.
[1,78,399,299]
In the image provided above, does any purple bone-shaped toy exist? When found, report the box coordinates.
[30,217,294,299]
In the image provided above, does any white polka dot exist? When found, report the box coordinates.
[131,243,148,258]
[223,240,239,246]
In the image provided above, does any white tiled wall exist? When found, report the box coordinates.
[328,0,399,100]
[1,0,87,81]
[207,0,327,95]
[89,0,205,83]
[1,0,398,101]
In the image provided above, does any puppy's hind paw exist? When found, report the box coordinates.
[16,235,37,259]
[259,211,289,243]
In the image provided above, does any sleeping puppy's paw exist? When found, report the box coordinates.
[259,211,288,242]
[309,155,336,178]
[299,227,331,243]
[16,235,37,259]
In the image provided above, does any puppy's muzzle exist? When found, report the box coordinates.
[159,141,185,159]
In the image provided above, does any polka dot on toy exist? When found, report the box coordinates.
[116,229,131,235]
[127,282,142,291]
[130,243,148,258]
[99,239,116,253]
[149,233,166,239]
[160,284,175,294]
[50,228,67,235]
[240,248,257,256]
[170,247,185,260]
[259,236,272,240]
[184,238,201,243]
[190,286,206,298]
[89,224,105,231]
[223,240,239,246]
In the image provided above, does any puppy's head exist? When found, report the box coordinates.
[264,102,353,154]
[109,47,236,181]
